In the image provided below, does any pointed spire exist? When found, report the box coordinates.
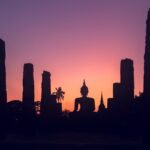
[100,92,104,105]
[98,92,105,112]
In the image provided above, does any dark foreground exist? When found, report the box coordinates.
[0,144,150,150]
[0,133,150,150]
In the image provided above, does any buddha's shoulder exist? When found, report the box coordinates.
[75,97,95,101]
[87,97,95,101]
[75,97,82,101]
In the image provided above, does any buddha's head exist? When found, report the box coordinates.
[80,80,88,97]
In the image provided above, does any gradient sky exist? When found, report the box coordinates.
[0,0,150,111]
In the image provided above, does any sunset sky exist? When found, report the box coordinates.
[0,0,150,111]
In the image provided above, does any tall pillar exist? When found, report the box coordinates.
[0,39,7,138]
[144,9,150,97]
[120,58,134,100]
[41,71,51,100]
[22,63,35,113]
[40,71,51,115]
[0,39,7,112]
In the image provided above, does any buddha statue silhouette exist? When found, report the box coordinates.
[74,80,95,112]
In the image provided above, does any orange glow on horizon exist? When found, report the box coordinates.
[7,55,142,112]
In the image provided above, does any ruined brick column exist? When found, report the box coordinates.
[0,39,7,112]
[23,63,35,114]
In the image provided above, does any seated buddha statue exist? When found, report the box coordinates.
[74,80,95,113]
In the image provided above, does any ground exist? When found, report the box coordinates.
[0,132,149,150]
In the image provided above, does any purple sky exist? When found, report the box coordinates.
[0,0,150,110]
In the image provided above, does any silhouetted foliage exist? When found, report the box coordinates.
[52,87,65,103]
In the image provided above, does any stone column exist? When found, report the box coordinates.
[0,39,7,112]
[22,63,35,113]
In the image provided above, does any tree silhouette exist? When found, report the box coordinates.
[52,87,65,103]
